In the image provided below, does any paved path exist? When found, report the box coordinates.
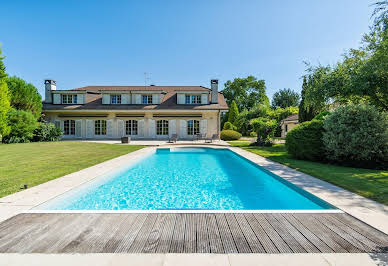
[0,213,387,254]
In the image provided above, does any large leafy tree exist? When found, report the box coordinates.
[6,76,42,118]
[301,3,388,111]
[271,88,300,109]
[0,48,11,139]
[222,76,269,111]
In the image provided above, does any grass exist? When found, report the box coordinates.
[229,141,388,205]
[0,141,145,198]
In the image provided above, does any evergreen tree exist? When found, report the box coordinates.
[299,76,316,122]
[228,100,239,125]
[0,48,11,139]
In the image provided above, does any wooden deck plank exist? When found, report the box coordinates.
[282,214,333,253]
[234,214,265,253]
[128,214,158,253]
[205,214,224,253]
[253,214,292,253]
[331,214,388,246]
[215,214,238,253]
[0,213,387,254]
[33,214,101,253]
[102,214,139,252]
[291,214,345,253]
[272,213,320,253]
[225,214,251,253]
[320,214,380,252]
[155,213,177,253]
[1,214,65,253]
[143,214,168,253]
[264,214,306,253]
[196,214,210,253]
[310,215,365,253]
[169,214,185,253]
[63,214,125,253]
[184,214,196,253]
[114,214,148,252]
[244,214,279,253]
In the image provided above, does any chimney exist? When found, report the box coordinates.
[210,79,218,104]
[45,80,56,103]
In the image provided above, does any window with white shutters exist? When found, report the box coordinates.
[125,120,138,135]
[64,120,75,135]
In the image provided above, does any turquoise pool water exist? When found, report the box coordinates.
[37,148,334,210]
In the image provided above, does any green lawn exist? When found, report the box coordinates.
[0,142,145,198]
[229,141,388,205]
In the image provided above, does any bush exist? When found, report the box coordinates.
[223,121,237,130]
[249,131,257,137]
[285,120,325,161]
[2,109,37,143]
[220,130,242,141]
[250,118,277,146]
[33,122,62,142]
[323,104,388,167]
[313,111,331,121]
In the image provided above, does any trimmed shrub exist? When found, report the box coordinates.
[223,121,236,131]
[2,109,37,143]
[249,131,257,137]
[220,130,242,141]
[250,118,277,146]
[33,122,62,142]
[323,104,388,167]
[285,120,325,161]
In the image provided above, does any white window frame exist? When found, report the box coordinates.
[111,95,122,104]
[156,120,169,135]
[187,120,200,135]
[64,120,75,135]
[191,95,201,104]
[95,120,107,135]
[142,95,153,104]
[125,120,138,135]
[184,94,201,104]
[62,94,77,104]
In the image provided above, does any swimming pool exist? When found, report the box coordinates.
[36,147,335,210]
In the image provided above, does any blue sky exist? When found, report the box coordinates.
[1,0,373,100]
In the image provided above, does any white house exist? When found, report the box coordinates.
[42,80,229,140]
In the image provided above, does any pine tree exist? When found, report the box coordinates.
[0,47,11,140]
[228,100,239,125]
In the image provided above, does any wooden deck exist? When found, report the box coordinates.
[0,213,387,254]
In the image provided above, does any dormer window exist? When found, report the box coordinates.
[62,94,77,104]
[111,95,122,104]
[142,95,153,104]
[184,94,201,104]
[192,95,201,104]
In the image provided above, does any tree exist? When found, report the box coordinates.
[299,76,319,122]
[222,76,269,111]
[227,100,239,124]
[2,108,37,143]
[0,47,11,140]
[271,88,300,109]
[6,76,42,118]
[250,117,277,146]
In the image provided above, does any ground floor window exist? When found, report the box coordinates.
[64,120,75,135]
[187,120,200,135]
[156,120,169,135]
[95,120,107,135]
[125,120,138,135]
